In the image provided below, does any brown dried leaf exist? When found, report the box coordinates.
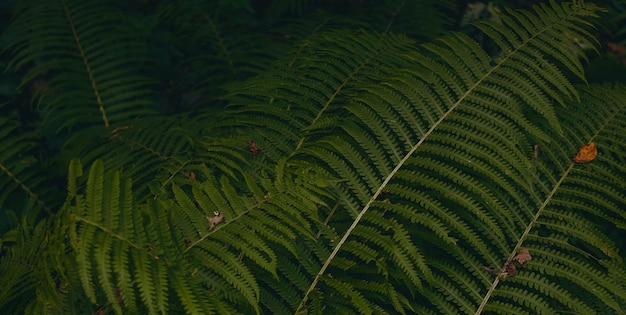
[514,249,532,265]
[248,139,259,157]
[505,262,517,277]
[496,261,519,280]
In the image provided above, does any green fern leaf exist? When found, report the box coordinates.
[0,111,56,226]
[4,0,159,141]
[0,221,49,314]
[244,1,626,313]
[59,160,224,314]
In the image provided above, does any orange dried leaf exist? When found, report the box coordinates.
[573,143,597,163]
[514,249,532,265]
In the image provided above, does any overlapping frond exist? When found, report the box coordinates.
[30,157,331,314]
[170,158,332,314]
[76,116,200,198]
[56,159,220,314]
[465,84,626,313]
[0,221,47,314]
[222,29,417,169]
[475,84,626,314]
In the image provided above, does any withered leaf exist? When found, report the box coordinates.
[483,265,497,276]
[505,262,517,277]
[497,262,517,279]
[207,212,224,231]
[248,139,259,157]
[513,248,532,265]
[573,143,597,164]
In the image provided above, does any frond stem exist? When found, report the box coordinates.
[476,93,612,313]
[61,0,109,127]
[204,12,235,72]
[292,8,404,154]
[295,71,494,313]
[295,8,558,309]
[183,191,274,253]
[292,60,369,153]
[316,197,341,239]
[0,163,51,214]
[72,214,141,250]
[475,162,574,314]
[287,19,330,68]
[297,0,404,142]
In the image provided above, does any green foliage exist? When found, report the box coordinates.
[4,0,159,142]
[0,100,58,231]
[0,220,47,314]
[1,0,626,314]
[0,113,45,211]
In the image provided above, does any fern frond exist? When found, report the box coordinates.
[77,116,199,198]
[56,159,222,314]
[471,82,626,312]
[4,0,158,140]
[0,221,48,314]
[167,157,340,313]
[157,0,288,105]
[221,30,417,168]
[0,111,55,230]
[4,0,625,314]
[262,1,621,313]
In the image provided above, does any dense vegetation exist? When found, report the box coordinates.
[1,0,626,314]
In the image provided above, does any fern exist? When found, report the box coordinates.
[0,102,56,231]
[222,29,418,171]
[207,1,618,312]
[4,0,159,143]
[157,0,289,106]
[277,1,622,313]
[14,157,328,314]
[52,159,219,314]
[172,158,332,313]
[76,116,200,198]
[0,221,47,314]
[2,1,626,314]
